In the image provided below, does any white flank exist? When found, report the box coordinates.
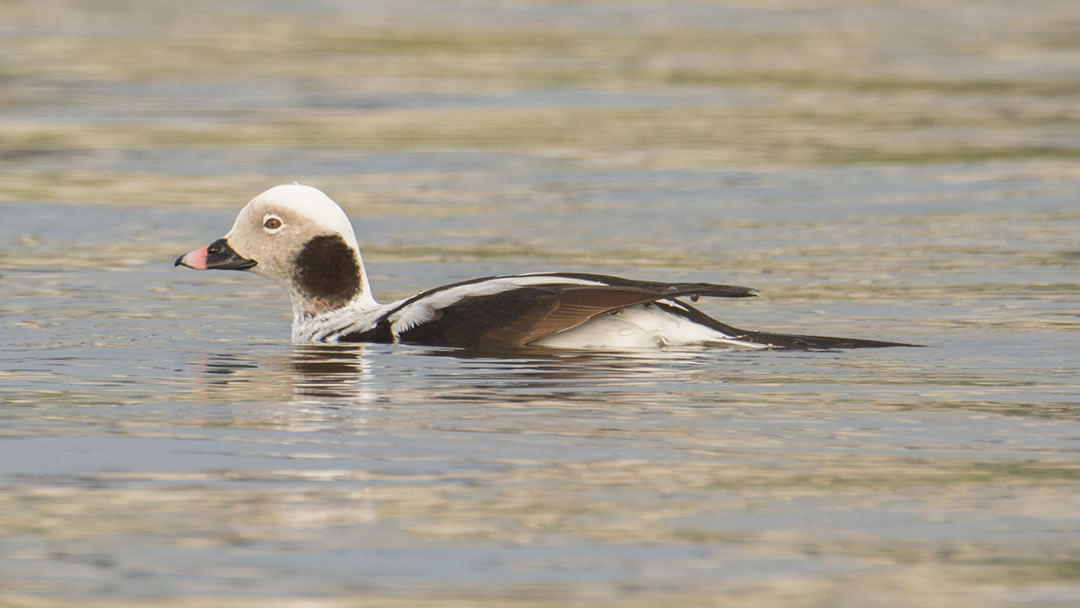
[531,303,770,349]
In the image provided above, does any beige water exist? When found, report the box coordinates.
[2,1,1079,606]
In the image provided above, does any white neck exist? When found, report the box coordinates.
[290,295,386,343]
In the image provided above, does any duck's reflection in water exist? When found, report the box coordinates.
[188,345,375,403]
[186,342,749,416]
[290,344,376,404]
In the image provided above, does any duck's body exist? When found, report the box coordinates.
[176,185,911,350]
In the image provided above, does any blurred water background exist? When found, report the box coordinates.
[1,1,1079,606]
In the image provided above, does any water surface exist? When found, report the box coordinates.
[2,1,1079,606]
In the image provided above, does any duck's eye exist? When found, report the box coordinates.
[263,216,283,231]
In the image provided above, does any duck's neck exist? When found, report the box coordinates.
[287,235,379,320]
[289,284,379,321]
[287,268,382,344]
[289,295,385,344]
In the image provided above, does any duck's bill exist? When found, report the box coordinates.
[174,238,256,271]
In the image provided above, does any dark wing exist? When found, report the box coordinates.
[395,280,758,349]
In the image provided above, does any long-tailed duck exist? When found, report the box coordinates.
[175,184,911,350]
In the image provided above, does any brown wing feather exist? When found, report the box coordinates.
[510,288,663,345]
[513,284,753,346]
[395,281,758,349]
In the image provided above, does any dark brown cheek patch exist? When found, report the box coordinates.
[292,235,361,313]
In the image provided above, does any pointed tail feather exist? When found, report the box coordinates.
[662,300,919,350]
[717,329,919,349]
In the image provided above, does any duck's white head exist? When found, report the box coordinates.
[176,184,377,316]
